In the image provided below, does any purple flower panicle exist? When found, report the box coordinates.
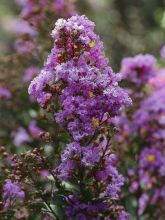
[28,15,131,219]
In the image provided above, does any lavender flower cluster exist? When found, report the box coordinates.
[133,87,165,146]
[114,52,165,218]
[28,15,131,219]
[121,54,156,87]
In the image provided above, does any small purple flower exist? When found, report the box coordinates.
[0,86,12,99]
[28,120,43,138]
[104,173,124,199]
[129,181,139,193]
[117,210,129,220]
[139,147,163,171]
[12,127,31,146]
[3,179,25,209]
[23,66,40,83]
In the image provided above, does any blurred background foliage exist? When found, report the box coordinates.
[0,0,165,71]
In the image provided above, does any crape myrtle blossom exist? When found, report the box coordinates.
[139,147,164,171]
[29,15,131,219]
[12,121,42,146]
[12,127,32,146]
[3,179,25,210]
[112,53,165,218]
[121,75,165,217]
[55,140,124,200]
[28,120,43,138]
[0,87,12,100]
[55,61,130,141]
[29,16,131,141]
[133,88,165,146]
[121,54,156,87]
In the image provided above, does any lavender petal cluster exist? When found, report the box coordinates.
[28,15,131,219]
[117,53,165,217]
[121,54,156,87]
[12,120,42,146]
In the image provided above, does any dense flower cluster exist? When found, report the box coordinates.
[127,85,165,215]
[113,54,158,145]
[29,15,130,109]
[121,54,156,87]
[54,138,128,219]
[54,62,130,141]
[113,53,165,219]
[28,15,131,219]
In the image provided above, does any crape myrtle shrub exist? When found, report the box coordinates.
[0,1,132,219]
[0,0,165,220]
